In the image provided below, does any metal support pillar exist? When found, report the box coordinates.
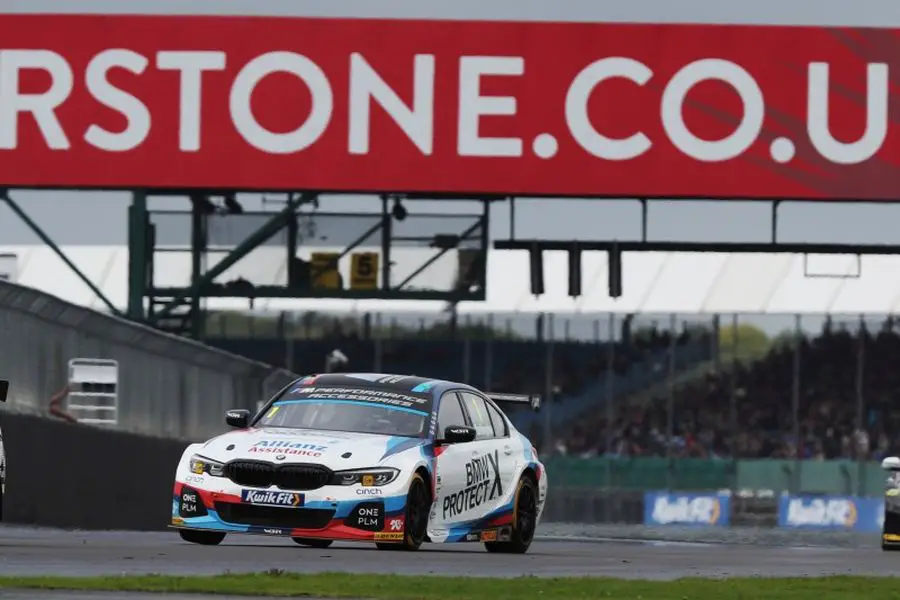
[189,195,208,338]
[127,191,148,321]
[380,194,392,292]
[479,198,490,291]
[286,193,298,284]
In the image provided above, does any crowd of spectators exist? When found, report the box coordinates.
[212,316,712,408]
[547,317,900,461]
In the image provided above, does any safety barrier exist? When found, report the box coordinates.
[638,491,884,533]
[538,486,886,534]
[1,410,188,530]
[0,280,297,440]
[542,456,887,497]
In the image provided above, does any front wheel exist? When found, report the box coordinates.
[179,529,226,546]
[376,471,430,551]
[292,537,333,548]
[485,475,538,554]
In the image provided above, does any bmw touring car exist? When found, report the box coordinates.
[171,373,547,553]
[0,379,9,519]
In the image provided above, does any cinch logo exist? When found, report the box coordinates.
[785,498,857,528]
[651,496,721,525]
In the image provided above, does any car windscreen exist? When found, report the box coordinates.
[256,384,434,437]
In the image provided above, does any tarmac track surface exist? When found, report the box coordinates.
[0,527,898,584]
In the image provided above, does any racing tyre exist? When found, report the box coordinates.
[179,529,226,546]
[376,471,430,551]
[484,475,538,554]
[292,537,333,548]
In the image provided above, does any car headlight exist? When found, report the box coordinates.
[189,454,224,477]
[330,467,399,487]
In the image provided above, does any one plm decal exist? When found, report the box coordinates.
[443,450,503,519]
[343,501,385,532]
[241,490,304,507]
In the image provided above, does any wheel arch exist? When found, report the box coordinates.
[520,466,538,487]
[412,464,433,496]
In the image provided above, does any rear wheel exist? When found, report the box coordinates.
[292,537,333,548]
[485,475,538,554]
[179,529,226,546]
[376,471,430,551]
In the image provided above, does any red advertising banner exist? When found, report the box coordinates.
[0,14,897,199]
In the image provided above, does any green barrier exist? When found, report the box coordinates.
[544,456,886,496]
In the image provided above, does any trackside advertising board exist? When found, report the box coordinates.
[644,492,731,527]
[777,495,884,533]
[1,10,900,199]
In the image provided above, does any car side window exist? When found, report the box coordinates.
[437,393,468,436]
[458,392,495,440]
[485,401,509,438]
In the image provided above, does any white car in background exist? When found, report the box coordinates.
[171,373,547,553]
[0,379,10,519]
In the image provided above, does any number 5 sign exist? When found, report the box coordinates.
[350,253,379,290]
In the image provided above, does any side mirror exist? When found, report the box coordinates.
[883,457,900,471]
[440,426,476,445]
[0,379,9,402]
[225,409,250,429]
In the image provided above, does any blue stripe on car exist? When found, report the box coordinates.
[380,436,423,461]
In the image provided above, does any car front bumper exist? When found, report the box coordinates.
[171,475,410,542]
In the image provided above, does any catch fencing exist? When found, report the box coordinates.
[0,280,296,440]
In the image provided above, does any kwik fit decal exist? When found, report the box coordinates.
[249,440,327,457]
[241,490,303,507]
[443,450,502,518]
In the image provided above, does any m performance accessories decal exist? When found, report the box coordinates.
[285,386,431,410]
[0,14,898,200]
[241,490,304,507]
[442,450,503,519]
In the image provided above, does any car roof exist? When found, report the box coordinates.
[290,373,478,396]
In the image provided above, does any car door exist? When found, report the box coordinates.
[428,391,474,537]
[452,391,511,520]
[482,397,521,497]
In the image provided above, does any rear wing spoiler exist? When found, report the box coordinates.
[487,393,541,411]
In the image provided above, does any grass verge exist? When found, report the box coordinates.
[0,572,897,599]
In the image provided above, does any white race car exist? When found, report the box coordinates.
[0,379,8,519]
[171,373,547,553]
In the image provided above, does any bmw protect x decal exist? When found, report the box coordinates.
[442,450,502,518]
